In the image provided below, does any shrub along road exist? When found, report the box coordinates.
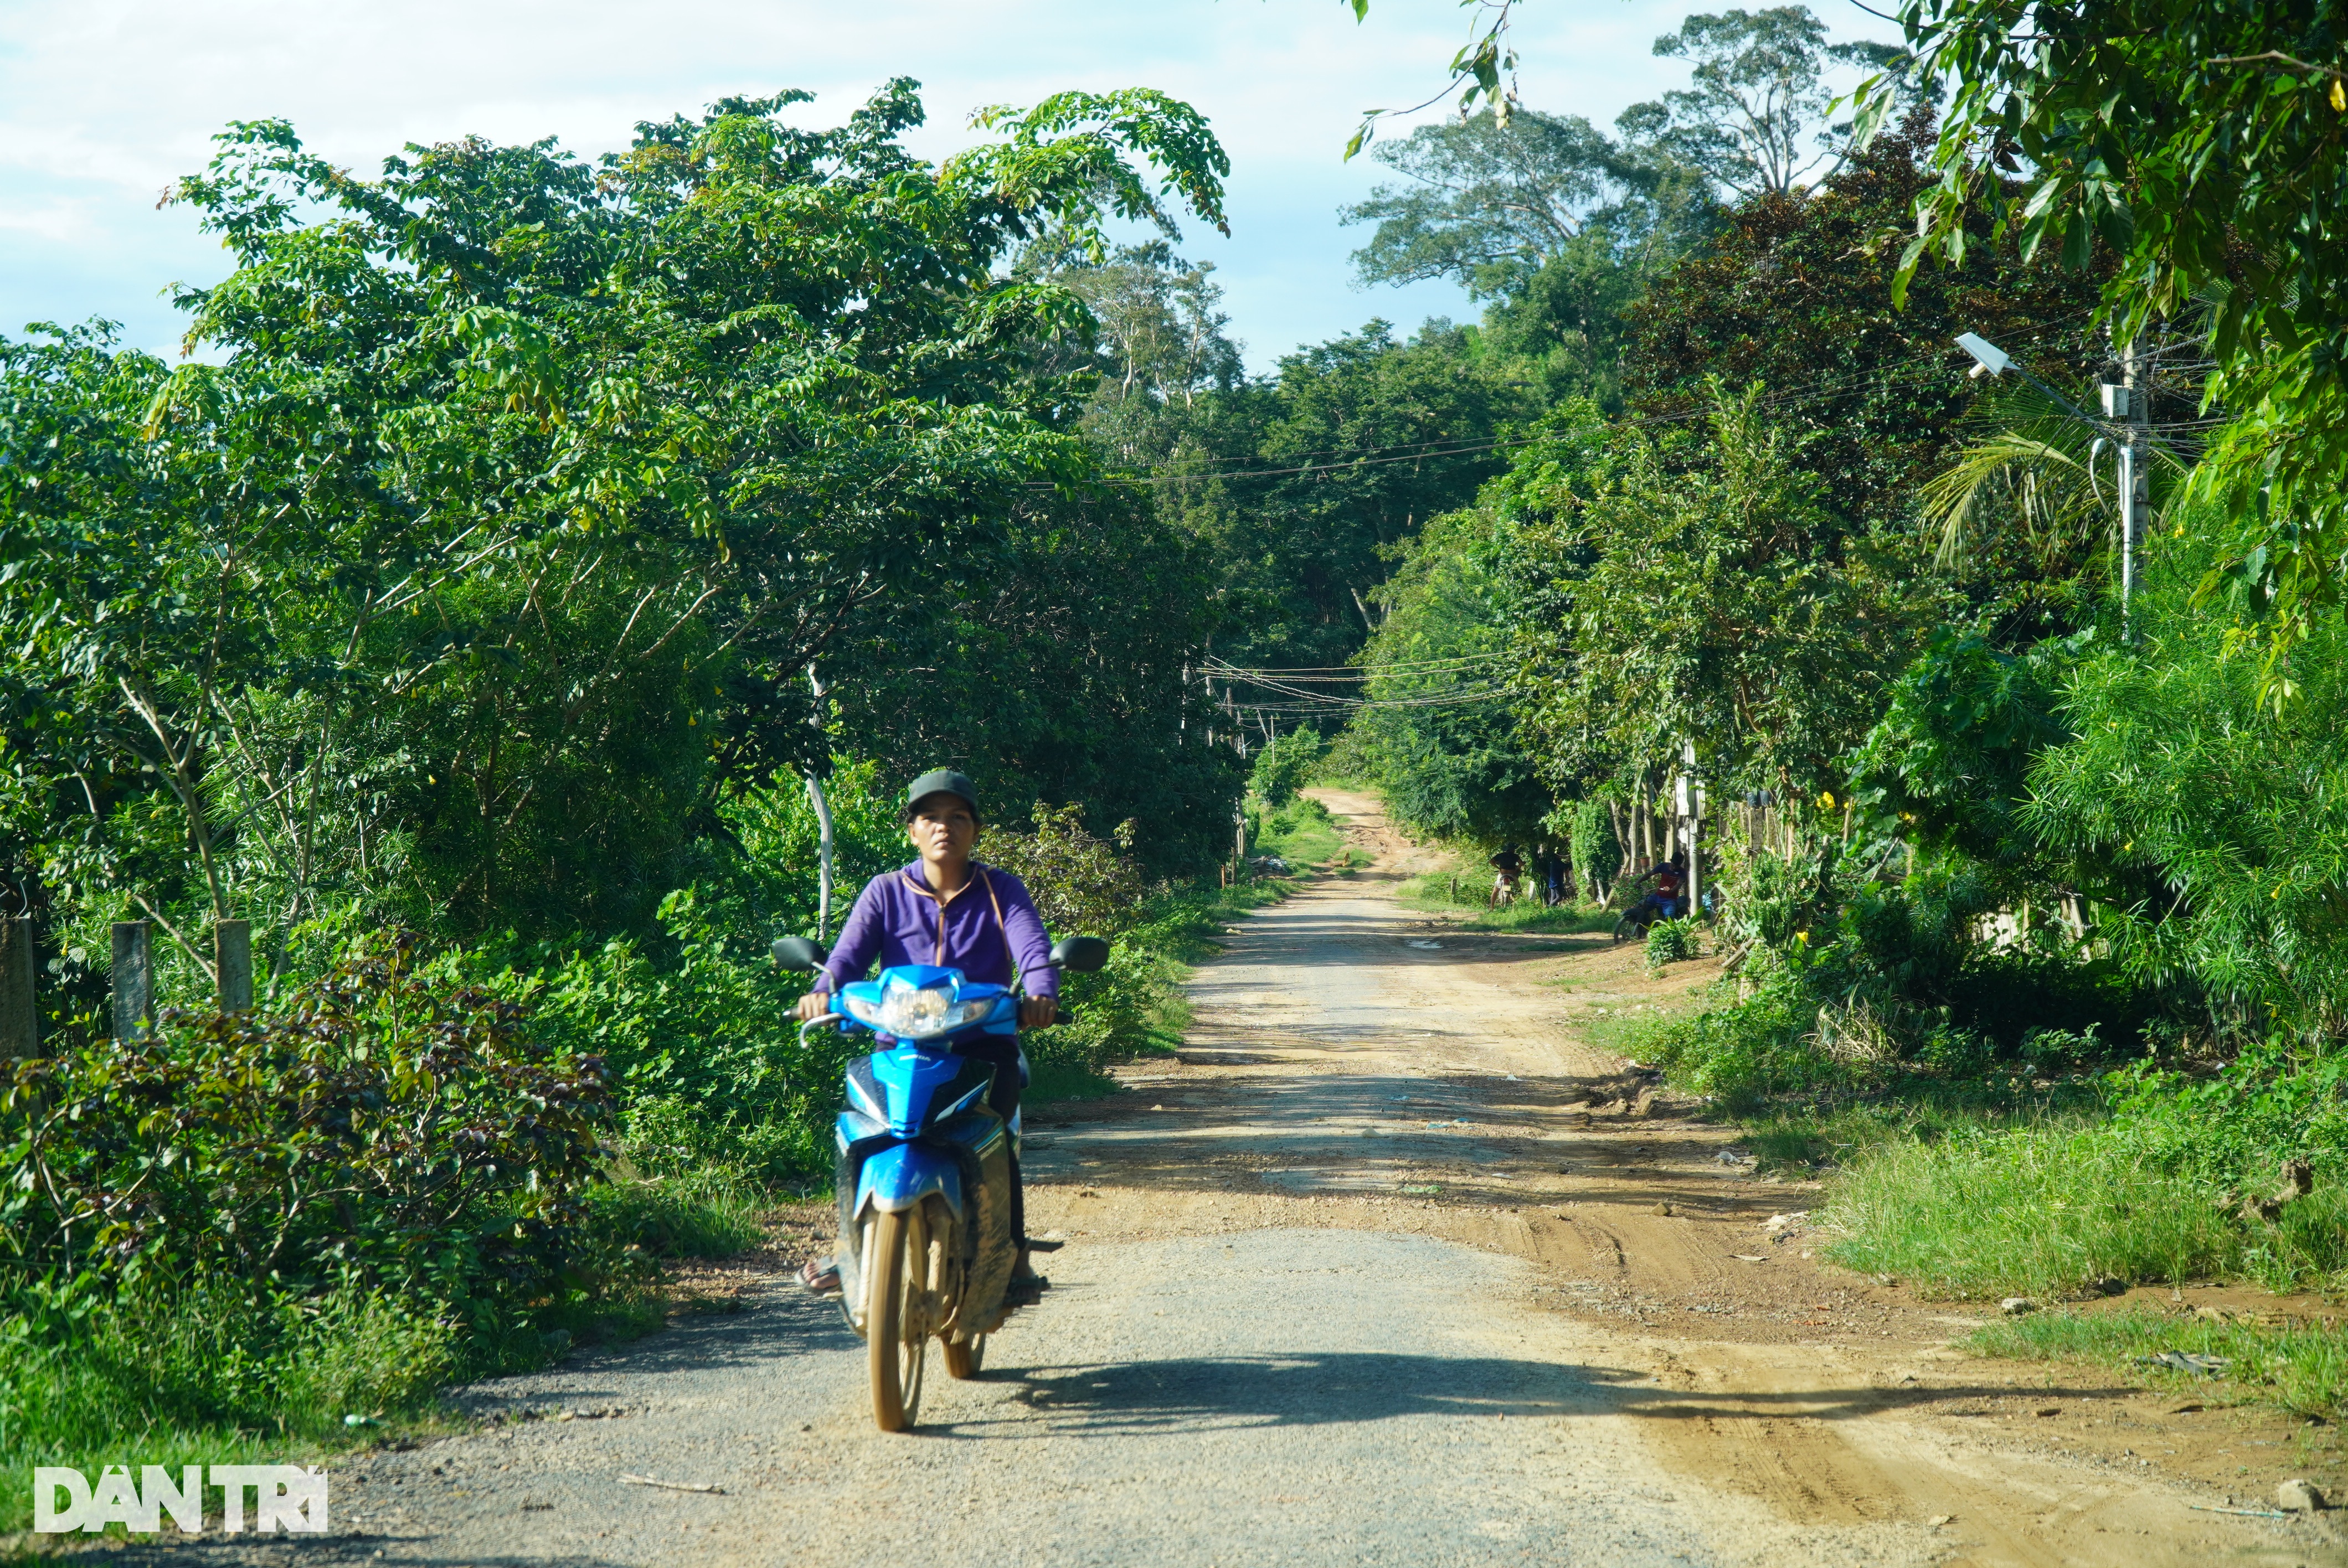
[115,794,2342,1567]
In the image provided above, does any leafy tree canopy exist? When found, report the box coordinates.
[0,81,1240,994]
[1871,0,2348,689]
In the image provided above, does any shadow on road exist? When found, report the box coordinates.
[933,1350,1620,1437]
[931,1352,2142,1444]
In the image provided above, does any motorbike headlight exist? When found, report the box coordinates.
[876,981,993,1039]
[840,991,887,1029]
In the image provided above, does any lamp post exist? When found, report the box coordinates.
[1955,332,2149,636]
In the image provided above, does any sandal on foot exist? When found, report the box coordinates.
[799,1256,842,1294]
[1003,1273,1051,1308]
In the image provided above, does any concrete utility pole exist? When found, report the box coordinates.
[1960,331,2153,638]
[1680,740,1703,920]
[1,914,36,1059]
[112,921,152,1041]
[215,919,253,1012]
[805,664,835,942]
[2115,336,2152,636]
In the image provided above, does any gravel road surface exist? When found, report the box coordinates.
[101,792,2344,1568]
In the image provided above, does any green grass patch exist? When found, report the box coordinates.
[1969,1306,2348,1422]
[1026,1060,1122,1103]
[1823,1122,2348,1300]
[589,1164,770,1260]
[1576,1002,1694,1059]
[0,1283,463,1539]
[1252,793,1345,870]
[0,1164,772,1537]
[1394,853,1616,936]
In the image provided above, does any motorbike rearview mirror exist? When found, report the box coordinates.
[771,936,828,971]
[1047,935,1110,973]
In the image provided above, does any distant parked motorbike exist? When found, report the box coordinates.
[1610,891,1676,945]
[772,931,1109,1432]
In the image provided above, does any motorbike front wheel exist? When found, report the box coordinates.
[863,1206,932,1431]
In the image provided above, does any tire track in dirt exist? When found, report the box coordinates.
[1021,789,2344,1568]
[107,791,2344,1567]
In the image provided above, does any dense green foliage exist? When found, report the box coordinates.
[11,0,2348,1472]
[1874,0,2348,680]
[1324,2,2348,1366]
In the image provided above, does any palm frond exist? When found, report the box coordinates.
[1920,378,2189,571]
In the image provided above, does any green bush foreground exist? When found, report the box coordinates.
[0,788,1341,1538]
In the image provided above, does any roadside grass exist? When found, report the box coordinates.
[591,1164,770,1260]
[1822,1123,2348,1301]
[1969,1307,2348,1422]
[0,1285,465,1550]
[1255,793,1346,871]
[1394,851,1615,936]
[1729,1083,2107,1174]
[1603,990,2348,1422]
[1577,1001,1696,1059]
[0,1167,766,1541]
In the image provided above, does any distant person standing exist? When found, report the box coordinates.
[1653,854,1686,919]
[1489,843,1524,906]
[1539,845,1567,906]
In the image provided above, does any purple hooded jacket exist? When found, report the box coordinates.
[815,862,1058,999]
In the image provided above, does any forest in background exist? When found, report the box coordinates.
[7,0,2348,1495]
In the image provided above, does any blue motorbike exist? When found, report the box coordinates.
[772,932,1108,1431]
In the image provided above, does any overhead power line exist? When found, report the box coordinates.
[1203,654,1513,713]
[1043,307,2113,491]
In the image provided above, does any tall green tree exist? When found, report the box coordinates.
[1625,105,2105,558]
[1508,389,1939,804]
[1340,107,1707,406]
[0,81,1239,1012]
[1156,319,1534,675]
[1619,7,1905,200]
[1871,0,2348,688]
[1350,506,1549,844]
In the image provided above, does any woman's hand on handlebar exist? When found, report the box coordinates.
[794,990,832,1023]
[1018,996,1058,1029]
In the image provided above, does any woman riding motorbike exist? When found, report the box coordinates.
[793,768,1060,1292]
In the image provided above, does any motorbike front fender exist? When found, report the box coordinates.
[854,1141,965,1220]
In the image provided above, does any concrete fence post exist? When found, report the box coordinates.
[111,921,152,1041]
[1,915,36,1060]
[215,919,253,1012]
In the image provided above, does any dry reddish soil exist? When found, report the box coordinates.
[126,791,2343,1568]
[1000,790,2348,1567]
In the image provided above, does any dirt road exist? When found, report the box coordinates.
[143,791,2342,1567]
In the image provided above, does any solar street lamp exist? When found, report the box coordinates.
[1954,332,2148,634]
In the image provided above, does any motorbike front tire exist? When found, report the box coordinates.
[864,1206,930,1431]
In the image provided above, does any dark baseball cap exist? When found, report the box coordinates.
[903,768,980,821]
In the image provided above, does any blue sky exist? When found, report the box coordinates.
[0,0,1894,372]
